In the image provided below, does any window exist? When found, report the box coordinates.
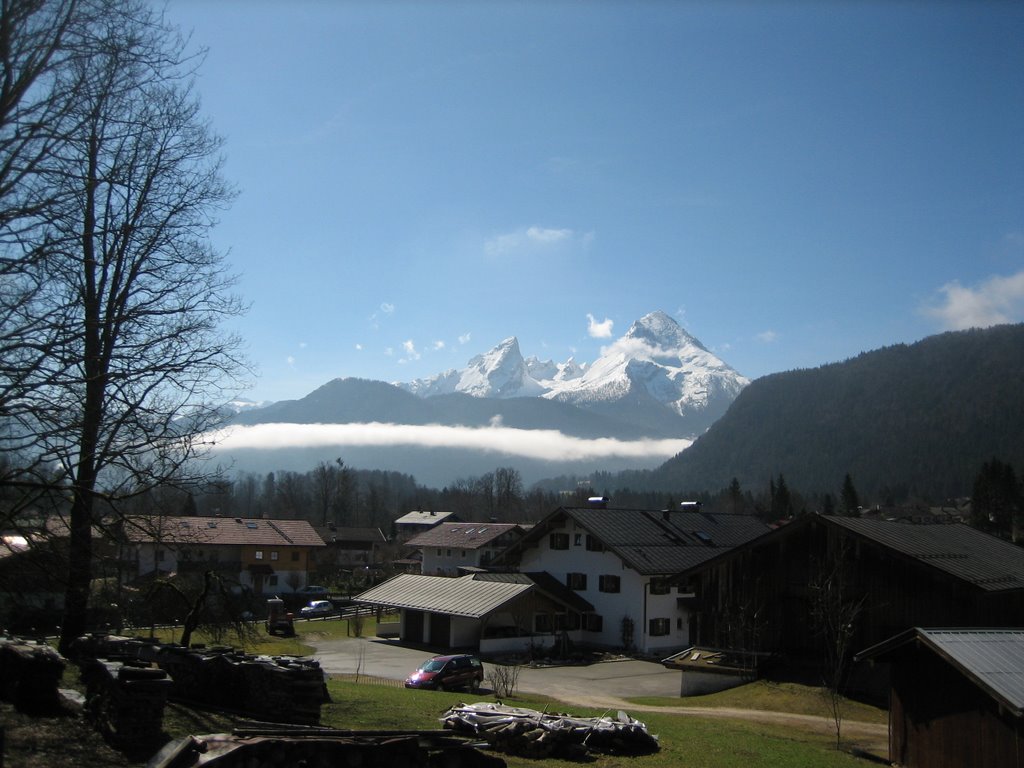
[649,578,670,595]
[255,550,263,560]
[461,550,466,557]
[599,575,620,593]
[549,533,569,550]
[291,551,299,562]
[585,535,605,552]
[270,551,279,561]
[649,618,670,636]
[555,613,580,631]
[573,533,583,546]
[437,548,443,556]
[566,572,587,590]
[585,614,603,632]
[446,549,452,557]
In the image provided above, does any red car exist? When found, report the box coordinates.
[404,654,484,691]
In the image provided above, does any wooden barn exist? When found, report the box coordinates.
[856,628,1024,768]
[672,514,1024,667]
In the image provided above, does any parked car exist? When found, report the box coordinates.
[296,585,330,596]
[299,599,334,618]
[405,654,484,691]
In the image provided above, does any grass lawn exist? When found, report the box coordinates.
[319,679,882,768]
[628,679,888,726]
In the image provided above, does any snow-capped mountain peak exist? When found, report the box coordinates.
[400,336,546,399]
[398,311,748,434]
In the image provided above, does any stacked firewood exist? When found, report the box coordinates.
[0,634,66,713]
[78,658,172,755]
[440,702,659,760]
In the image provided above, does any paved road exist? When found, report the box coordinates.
[307,634,682,702]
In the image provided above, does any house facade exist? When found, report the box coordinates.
[408,522,525,575]
[493,504,770,655]
[121,515,325,595]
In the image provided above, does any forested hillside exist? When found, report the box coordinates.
[642,324,1024,500]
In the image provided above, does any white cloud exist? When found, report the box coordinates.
[484,226,582,257]
[286,355,296,367]
[355,343,363,351]
[587,313,614,339]
[458,332,472,345]
[432,340,445,351]
[755,330,778,343]
[209,422,692,463]
[526,226,572,244]
[924,270,1024,330]
[401,339,421,362]
[380,302,395,314]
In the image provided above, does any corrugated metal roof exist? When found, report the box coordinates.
[475,571,594,613]
[827,517,1024,592]
[406,523,522,549]
[354,573,531,618]
[859,628,1024,716]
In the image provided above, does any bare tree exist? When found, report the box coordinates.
[0,0,248,653]
[809,540,866,749]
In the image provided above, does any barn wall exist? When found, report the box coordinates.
[890,648,1024,768]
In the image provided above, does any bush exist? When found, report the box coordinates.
[487,663,521,698]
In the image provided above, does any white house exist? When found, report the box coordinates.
[492,503,770,655]
[407,522,525,575]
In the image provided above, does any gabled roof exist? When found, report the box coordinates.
[394,510,459,526]
[856,628,1024,717]
[674,513,1024,593]
[123,516,325,548]
[406,522,523,550]
[495,506,770,576]
[825,516,1024,592]
[353,573,531,618]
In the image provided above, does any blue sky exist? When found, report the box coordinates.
[163,1,1024,405]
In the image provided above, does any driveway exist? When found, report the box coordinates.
[308,635,682,702]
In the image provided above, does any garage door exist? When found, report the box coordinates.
[404,610,424,643]
[429,613,451,647]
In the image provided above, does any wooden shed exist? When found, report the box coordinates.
[856,628,1024,768]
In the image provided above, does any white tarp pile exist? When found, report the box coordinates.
[440,701,659,760]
